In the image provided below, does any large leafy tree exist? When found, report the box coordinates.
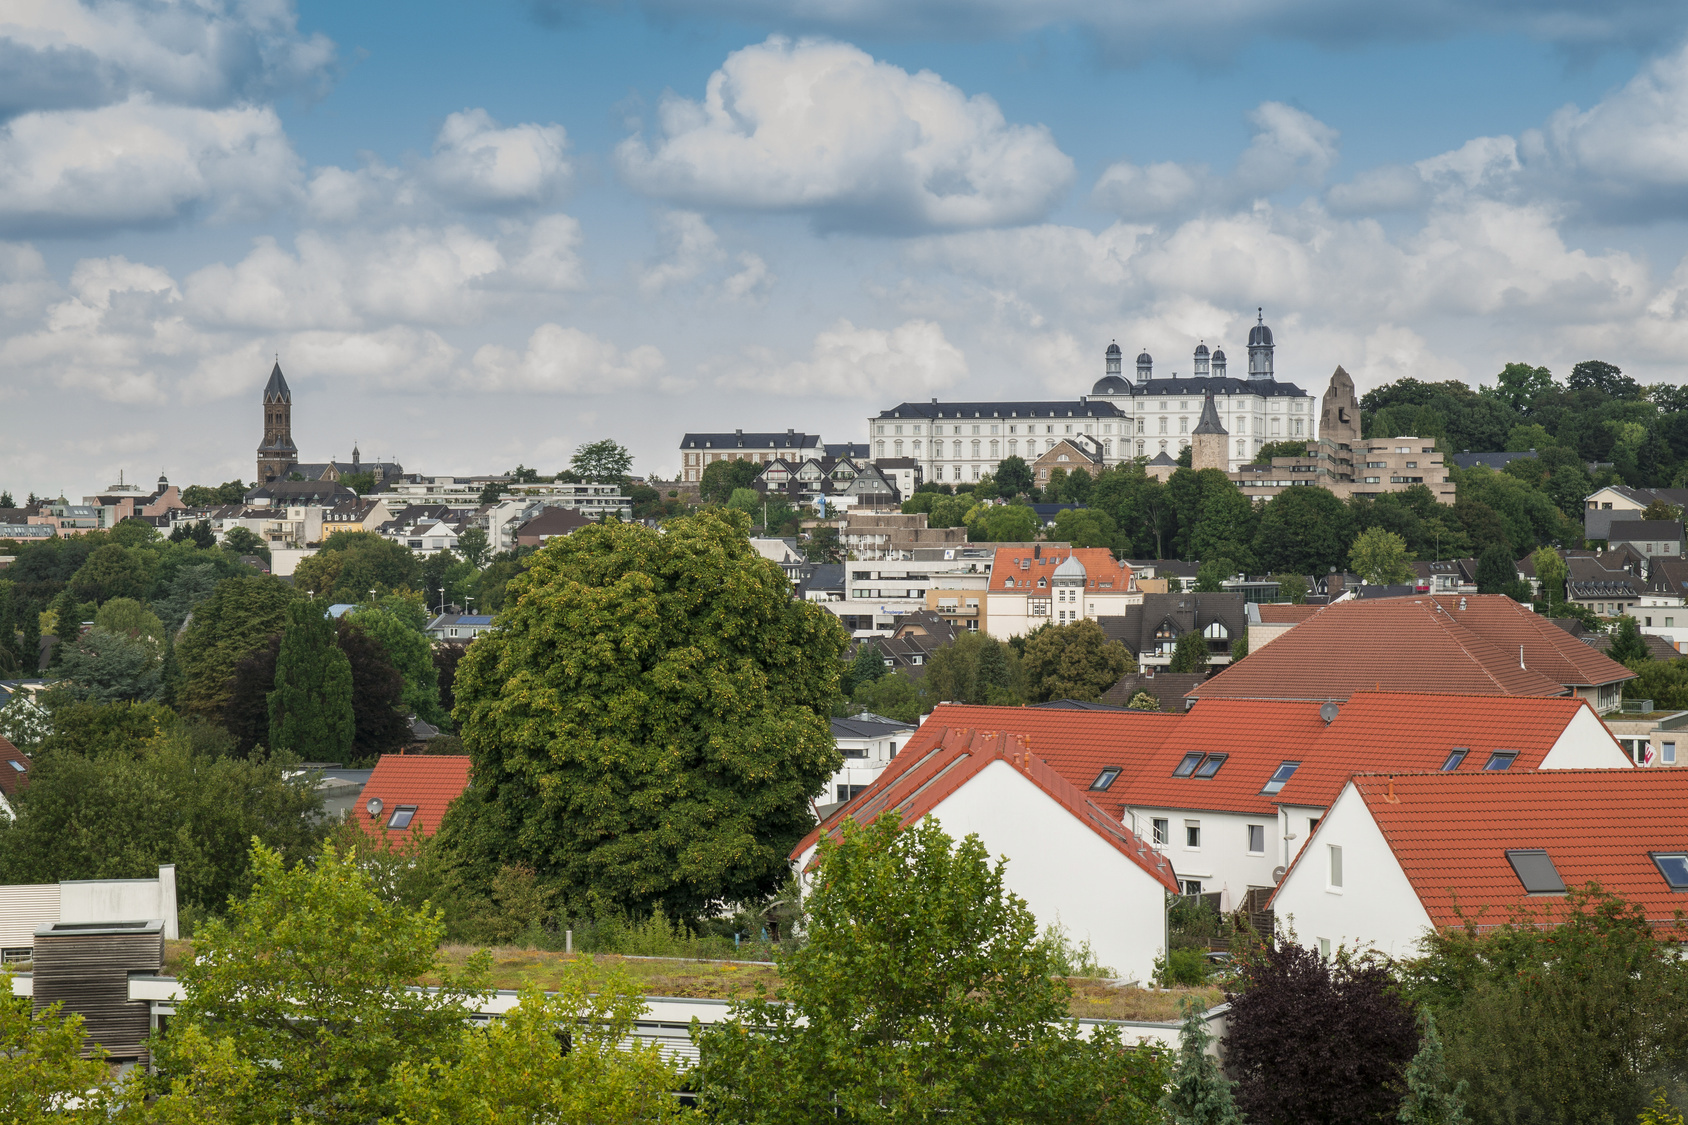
[0,965,113,1121]
[994,454,1035,496]
[1019,619,1133,702]
[68,543,153,605]
[348,597,446,726]
[1474,545,1522,598]
[1253,487,1352,576]
[1224,943,1418,1125]
[441,510,847,917]
[1610,614,1650,664]
[569,438,634,484]
[268,599,355,761]
[176,576,298,717]
[699,458,762,504]
[54,627,163,703]
[1348,526,1416,585]
[1167,629,1210,674]
[695,815,1169,1124]
[292,531,420,602]
[335,619,411,760]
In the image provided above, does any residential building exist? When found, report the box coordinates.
[1100,671,1206,711]
[924,587,986,633]
[1412,558,1478,594]
[755,456,902,511]
[875,458,921,500]
[0,734,27,820]
[835,512,968,560]
[826,712,917,807]
[515,506,594,546]
[1245,602,1321,653]
[0,865,179,960]
[82,472,184,528]
[750,537,807,582]
[1565,553,1645,618]
[1608,520,1684,559]
[679,430,825,482]
[792,726,1180,984]
[426,613,494,641]
[28,501,102,534]
[321,497,390,537]
[1270,770,1687,959]
[1031,437,1106,488]
[374,479,630,521]
[354,755,471,839]
[1096,593,1248,673]
[853,612,962,672]
[1603,702,1688,766]
[985,546,1140,638]
[1128,559,1201,593]
[832,549,995,633]
[796,564,844,603]
[1584,484,1688,541]
[1188,594,1635,712]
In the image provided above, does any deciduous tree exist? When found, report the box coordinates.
[1020,619,1133,702]
[994,454,1034,497]
[1168,629,1210,674]
[1349,526,1416,585]
[176,575,298,717]
[1610,613,1651,664]
[569,438,634,484]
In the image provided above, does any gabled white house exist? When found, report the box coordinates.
[792,727,1179,984]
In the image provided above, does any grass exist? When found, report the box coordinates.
[154,940,1222,1021]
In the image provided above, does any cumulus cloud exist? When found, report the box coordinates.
[469,324,666,392]
[635,210,776,301]
[1094,102,1338,219]
[616,36,1073,232]
[426,110,571,210]
[715,318,966,396]
[0,97,302,233]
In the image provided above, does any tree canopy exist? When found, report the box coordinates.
[1019,620,1133,702]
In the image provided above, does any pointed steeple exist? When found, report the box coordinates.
[1193,390,1228,435]
[263,360,291,404]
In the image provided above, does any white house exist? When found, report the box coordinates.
[826,712,917,807]
[983,546,1142,639]
[1271,769,1688,960]
[791,727,1179,984]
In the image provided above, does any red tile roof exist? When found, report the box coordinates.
[354,755,470,839]
[1425,595,1633,689]
[1253,604,1321,625]
[792,727,1180,893]
[988,547,1134,592]
[891,703,1182,812]
[0,735,27,797]
[1330,770,1688,927]
[1191,596,1592,702]
[1117,692,1609,817]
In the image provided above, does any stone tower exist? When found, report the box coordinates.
[1192,390,1229,472]
[257,360,297,484]
[1320,365,1361,448]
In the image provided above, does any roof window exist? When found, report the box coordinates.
[1172,753,1204,778]
[1261,761,1300,795]
[1484,750,1518,771]
[1089,767,1122,791]
[387,805,418,830]
[1189,754,1227,779]
[1441,748,1468,771]
[1651,853,1688,890]
[1506,849,1566,894]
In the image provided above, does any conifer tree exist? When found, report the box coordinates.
[268,600,354,761]
[1398,1010,1468,1125]
[1162,997,1244,1125]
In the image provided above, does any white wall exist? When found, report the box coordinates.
[0,885,58,949]
[1125,806,1282,906]
[59,865,178,940]
[270,547,316,578]
[1543,706,1634,768]
[1269,785,1434,959]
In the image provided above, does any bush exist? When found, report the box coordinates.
[1156,947,1210,987]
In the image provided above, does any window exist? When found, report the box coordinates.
[387,805,418,830]
[1652,852,1688,890]
[1194,754,1227,779]
[843,745,866,759]
[836,784,869,802]
[1262,761,1300,794]
[1328,845,1343,889]
[6,760,23,773]
[1506,848,1566,894]
[1668,742,1679,765]
[1441,748,1468,771]
[1319,937,1331,959]
[1248,824,1266,854]
[1484,750,1518,771]
[1152,818,1169,845]
[1186,822,1202,848]
[1182,880,1203,895]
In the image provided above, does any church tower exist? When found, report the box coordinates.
[1192,389,1230,472]
[257,360,298,484]
[1320,365,1361,448]
[1247,308,1275,382]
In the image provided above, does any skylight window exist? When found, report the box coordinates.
[1262,761,1300,795]
[1173,753,1204,778]
[6,760,23,772]
[1652,853,1688,890]
[1089,768,1121,791]
[1506,849,1566,894]
[1484,750,1518,771]
[387,806,418,830]
[1441,749,1468,771]
[1194,754,1227,779]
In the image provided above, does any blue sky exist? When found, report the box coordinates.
[4,0,1688,498]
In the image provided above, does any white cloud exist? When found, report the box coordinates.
[469,324,666,393]
[721,251,773,303]
[715,318,966,396]
[639,210,722,295]
[616,36,1073,232]
[1094,102,1338,220]
[426,110,571,210]
[0,97,302,232]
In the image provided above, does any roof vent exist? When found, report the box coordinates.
[1319,702,1340,724]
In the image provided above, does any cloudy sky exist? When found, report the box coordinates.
[5,0,1688,498]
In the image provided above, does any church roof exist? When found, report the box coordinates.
[1193,392,1228,435]
[263,361,291,404]
[1090,376,1308,398]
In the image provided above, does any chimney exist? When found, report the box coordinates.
[1384,776,1399,804]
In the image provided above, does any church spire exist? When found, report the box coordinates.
[257,358,298,483]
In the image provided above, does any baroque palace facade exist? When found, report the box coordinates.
[868,310,1316,481]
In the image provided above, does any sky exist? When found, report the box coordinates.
[7,0,1688,499]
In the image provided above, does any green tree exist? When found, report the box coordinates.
[181,480,249,507]
[348,600,446,726]
[1532,546,1567,610]
[1195,558,1235,593]
[146,842,492,1124]
[455,526,490,568]
[1128,691,1159,711]
[93,597,164,645]
[294,531,419,602]
[1474,544,1521,597]
[1349,526,1416,585]
[569,438,634,484]
[1397,1010,1468,1125]
[1642,498,1685,522]
[1568,359,1641,399]
[1162,997,1243,1125]
[845,639,888,696]
[922,632,1019,706]
[0,965,113,1121]
[268,599,355,761]
[1250,440,1311,464]
[994,455,1034,497]
[1230,634,1248,664]
[803,525,842,564]
[1020,619,1133,702]
[151,560,238,633]
[68,543,152,604]
[1610,614,1650,664]
[695,815,1169,1124]
[220,526,269,561]
[1050,506,1120,549]
[54,627,163,703]
[848,671,927,725]
[967,503,1038,543]
[1253,487,1352,576]
[700,459,762,504]
[338,471,376,495]
[1168,629,1210,674]
[1486,362,1556,415]
[176,576,298,717]
[1273,573,1310,604]
[727,487,761,514]
[441,510,847,918]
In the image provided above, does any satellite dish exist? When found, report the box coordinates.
[1319,702,1340,724]
[1271,865,1287,885]
[365,797,384,818]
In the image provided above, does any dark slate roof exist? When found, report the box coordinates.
[1096,592,1247,657]
[1452,451,1537,470]
[1609,520,1684,541]
[1146,452,1178,466]
[245,480,356,503]
[1193,392,1227,435]
[876,400,1127,420]
[1100,672,1207,711]
[1028,699,1127,711]
[1648,556,1688,595]
[797,563,844,596]
[831,714,917,738]
[519,507,593,537]
[263,361,291,404]
[1091,375,1132,394]
[681,431,821,451]
[825,442,871,459]
[1088,376,1309,398]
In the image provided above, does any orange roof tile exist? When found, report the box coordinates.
[791,727,1180,894]
[1426,595,1633,689]
[1341,770,1688,927]
[1117,699,1338,817]
[0,735,26,797]
[1253,604,1321,625]
[1191,597,1576,702]
[989,546,1134,592]
[354,754,471,838]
